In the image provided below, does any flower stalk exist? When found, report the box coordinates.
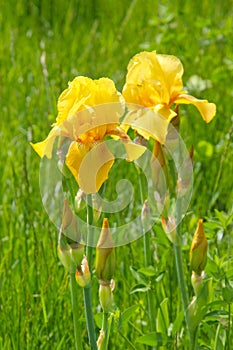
[84,194,97,349]
[96,218,115,350]
[70,272,84,350]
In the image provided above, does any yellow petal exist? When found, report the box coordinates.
[156,54,184,102]
[30,126,61,158]
[56,76,123,125]
[123,51,184,107]
[122,140,146,161]
[66,141,114,194]
[175,94,216,123]
[123,108,169,144]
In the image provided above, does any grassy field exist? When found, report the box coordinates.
[1,1,233,349]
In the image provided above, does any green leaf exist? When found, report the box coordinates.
[222,285,233,303]
[130,284,150,294]
[94,313,103,329]
[136,332,165,346]
[138,266,157,277]
[172,310,184,335]
[156,298,169,334]
[130,266,148,284]
[205,310,228,322]
[155,271,165,282]
[120,305,139,325]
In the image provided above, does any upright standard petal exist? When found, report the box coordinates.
[56,76,123,125]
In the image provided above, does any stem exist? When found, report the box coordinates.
[174,129,195,349]
[83,194,97,349]
[100,312,109,350]
[86,194,94,268]
[173,240,194,346]
[138,170,156,340]
[70,272,83,350]
[83,286,98,350]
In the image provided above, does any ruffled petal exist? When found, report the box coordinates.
[175,94,216,123]
[156,54,184,102]
[56,76,123,126]
[66,141,114,194]
[122,108,169,144]
[123,51,184,107]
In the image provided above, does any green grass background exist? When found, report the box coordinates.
[1,0,233,349]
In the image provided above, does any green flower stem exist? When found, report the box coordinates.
[144,231,156,332]
[174,149,195,349]
[174,221,198,349]
[100,312,109,350]
[83,286,98,350]
[84,194,97,349]
[70,272,83,350]
[86,194,94,268]
[138,171,156,336]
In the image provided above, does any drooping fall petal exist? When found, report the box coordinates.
[123,108,169,144]
[174,94,216,123]
[30,127,62,158]
[66,141,114,194]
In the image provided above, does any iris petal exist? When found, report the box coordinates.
[66,141,114,194]
[175,94,216,123]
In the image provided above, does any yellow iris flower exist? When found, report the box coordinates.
[31,76,145,194]
[122,51,216,140]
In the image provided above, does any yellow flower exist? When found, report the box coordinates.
[30,76,145,194]
[122,51,216,139]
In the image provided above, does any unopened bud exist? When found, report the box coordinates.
[75,256,91,288]
[70,243,84,266]
[58,236,84,273]
[190,219,208,275]
[99,280,114,312]
[61,199,80,242]
[58,244,76,272]
[161,216,178,243]
[96,218,115,282]
[191,271,206,297]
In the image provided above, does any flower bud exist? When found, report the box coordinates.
[191,271,206,297]
[70,243,84,266]
[161,216,178,243]
[61,198,80,243]
[58,244,76,272]
[58,236,84,273]
[190,219,208,275]
[99,280,114,312]
[75,256,91,288]
[95,218,115,282]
